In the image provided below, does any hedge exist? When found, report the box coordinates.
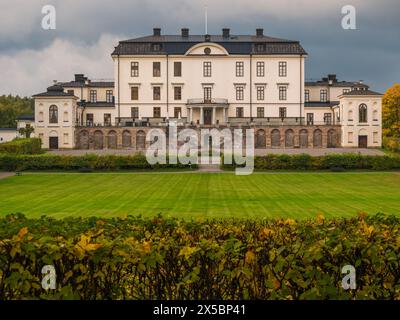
[222,153,400,171]
[0,138,42,155]
[0,213,399,300]
[0,153,197,171]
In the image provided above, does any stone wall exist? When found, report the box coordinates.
[75,125,341,150]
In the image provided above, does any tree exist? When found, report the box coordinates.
[0,95,34,128]
[382,83,400,138]
[18,126,35,138]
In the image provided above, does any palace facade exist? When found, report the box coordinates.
[24,28,383,150]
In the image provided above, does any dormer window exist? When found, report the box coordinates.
[255,43,265,52]
[152,43,161,52]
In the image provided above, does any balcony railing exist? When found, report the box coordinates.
[187,98,229,105]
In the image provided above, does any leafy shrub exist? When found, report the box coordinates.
[0,213,399,300]
[0,153,197,171]
[383,137,400,153]
[223,153,400,171]
[0,138,42,155]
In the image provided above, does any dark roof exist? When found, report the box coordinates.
[59,81,114,88]
[85,102,115,108]
[305,101,339,108]
[17,114,34,121]
[0,128,17,131]
[305,80,369,88]
[112,34,307,55]
[341,89,382,96]
[33,85,77,98]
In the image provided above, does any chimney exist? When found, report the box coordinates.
[153,28,161,36]
[181,28,189,38]
[53,80,58,84]
[256,28,264,37]
[328,74,337,83]
[74,74,85,83]
[222,28,230,38]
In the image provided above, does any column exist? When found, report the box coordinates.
[200,108,204,125]
[223,108,226,124]
[212,107,216,125]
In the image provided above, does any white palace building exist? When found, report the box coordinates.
[22,28,383,150]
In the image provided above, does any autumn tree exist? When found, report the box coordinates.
[382,83,400,138]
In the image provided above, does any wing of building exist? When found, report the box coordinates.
[24,27,382,150]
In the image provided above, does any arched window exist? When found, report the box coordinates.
[49,105,58,123]
[359,104,367,123]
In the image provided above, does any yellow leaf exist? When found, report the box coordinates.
[245,250,256,265]
[142,241,151,253]
[17,227,28,240]
[316,213,325,223]
[260,228,274,238]
[179,246,196,258]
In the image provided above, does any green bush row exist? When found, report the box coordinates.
[0,153,197,171]
[222,153,400,171]
[0,213,399,300]
[0,138,42,155]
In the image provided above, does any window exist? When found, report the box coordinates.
[255,43,265,53]
[305,89,310,102]
[67,89,74,95]
[153,86,161,100]
[63,133,69,144]
[320,89,328,102]
[236,86,244,100]
[256,86,265,100]
[89,90,97,102]
[174,62,182,77]
[131,87,139,100]
[204,87,212,102]
[279,62,287,77]
[306,113,314,125]
[131,62,139,77]
[279,107,287,118]
[174,87,182,100]
[131,107,139,118]
[279,86,287,101]
[348,132,354,143]
[257,107,264,118]
[236,107,244,118]
[203,62,211,77]
[343,89,350,94]
[86,113,94,126]
[153,107,161,118]
[152,43,161,52]
[324,113,332,125]
[348,110,353,121]
[153,62,161,77]
[49,105,58,123]
[174,107,182,118]
[106,90,113,103]
[104,113,111,126]
[373,132,378,143]
[236,62,244,77]
[256,62,264,77]
[359,104,367,123]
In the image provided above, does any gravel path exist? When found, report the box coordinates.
[0,172,14,180]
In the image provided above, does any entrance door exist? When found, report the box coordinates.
[358,135,368,148]
[49,137,59,149]
[204,109,212,125]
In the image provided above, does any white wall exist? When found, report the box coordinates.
[0,130,17,143]
[339,95,382,147]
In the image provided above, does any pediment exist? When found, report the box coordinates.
[185,43,229,56]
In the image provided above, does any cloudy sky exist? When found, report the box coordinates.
[0,0,399,96]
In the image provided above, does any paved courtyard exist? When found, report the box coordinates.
[49,148,385,156]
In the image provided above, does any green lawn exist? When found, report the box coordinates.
[0,172,399,219]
